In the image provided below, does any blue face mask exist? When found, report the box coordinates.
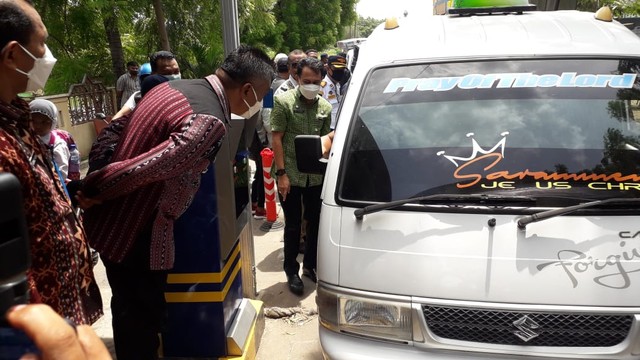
[163,73,181,81]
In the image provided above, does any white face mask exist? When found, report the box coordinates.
[40,133,51,144]
[239,85,262,119]
[299,84,321,100]
[164,73,181,81]
[15,44,57,92]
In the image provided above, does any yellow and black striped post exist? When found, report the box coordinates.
[161,114,262,359]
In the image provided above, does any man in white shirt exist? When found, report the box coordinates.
[321,55,347,129]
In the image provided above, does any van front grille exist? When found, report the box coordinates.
[423,305,633,347]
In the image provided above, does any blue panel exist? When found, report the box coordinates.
[166,158,249,357]
[173,164,222,273]
[223,269,244,333]
[163,302,227,357]
[163,269,244,357]
[166,164,227,357]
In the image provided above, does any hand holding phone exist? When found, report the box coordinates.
[6,304,111,360]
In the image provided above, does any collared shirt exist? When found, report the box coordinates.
[270,87,332,188]
[0,98,103,325]
[321,74,341,129]
[256,76,287,147]
[274,75,298,96]
[116,73,140,107]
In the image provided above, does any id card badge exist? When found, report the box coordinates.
[263,88,274,109]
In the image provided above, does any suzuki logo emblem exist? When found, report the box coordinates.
[512,315,540,342]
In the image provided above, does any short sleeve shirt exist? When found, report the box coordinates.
[116,74,140,107]
[270,88,332,187]
[321,74,341,129]
[123,91,140,110]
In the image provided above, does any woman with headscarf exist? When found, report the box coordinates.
[29,99,71,181]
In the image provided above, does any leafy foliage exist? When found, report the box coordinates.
[357,16,384,38]
[339,0,358,29]
[576,0,640,16]
[31,0,358,95]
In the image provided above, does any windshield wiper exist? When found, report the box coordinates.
[354,194,536,220]
[517,197,640,229]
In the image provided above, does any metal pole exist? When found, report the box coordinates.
[220,0,240,56]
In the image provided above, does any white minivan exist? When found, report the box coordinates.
[296,3,640,360]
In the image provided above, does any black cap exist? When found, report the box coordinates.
[328,55,347,69]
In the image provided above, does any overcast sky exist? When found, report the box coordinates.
[356,0,432,20]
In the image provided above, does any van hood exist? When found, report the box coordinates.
[331,207,640,306]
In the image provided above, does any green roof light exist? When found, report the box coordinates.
[447,0,536,15]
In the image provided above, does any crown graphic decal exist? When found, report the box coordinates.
[437,131,509,167]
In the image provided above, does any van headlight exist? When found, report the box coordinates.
[318,284,412,343]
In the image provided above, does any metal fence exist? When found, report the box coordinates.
[68,75,115,126]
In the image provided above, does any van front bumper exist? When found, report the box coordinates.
[320,326,547,360]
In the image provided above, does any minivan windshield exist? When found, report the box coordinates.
[339,59,640,206]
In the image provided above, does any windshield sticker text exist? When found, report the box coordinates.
[537,240,640,289]
[438,132,640,190]
[383,73,637,93]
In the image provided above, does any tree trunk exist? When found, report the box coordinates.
[103,8,125,80]
[153,0,171,51]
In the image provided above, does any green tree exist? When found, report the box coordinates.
[159,0,225,77]
[239,0,281,51]
[33,0,119,93]
[577,0,640,16]
[357,16,383,38]
[152,0,171,51]
[101,5,125,79]
[32,0,347,96]
[274,0,344,50]
[339,0,358,31]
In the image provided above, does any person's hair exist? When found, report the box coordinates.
[305,49,318,55]
[220,44,274,87]
[288,49,305,65]
[149,51,176,72]
[0,0,34,50]
[126,61,138,68]
[296,57,323,78]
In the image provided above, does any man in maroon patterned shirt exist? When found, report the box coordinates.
[81,45,274,360]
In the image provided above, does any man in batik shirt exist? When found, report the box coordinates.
[0,0,102,325]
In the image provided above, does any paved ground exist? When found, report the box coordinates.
[252,212,322,360]
[89,161,322,359]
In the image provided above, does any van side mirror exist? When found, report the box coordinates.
[294,135,327,174]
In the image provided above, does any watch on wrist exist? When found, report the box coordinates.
[276,169,287,176]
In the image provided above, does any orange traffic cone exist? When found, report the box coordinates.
[261,148,277,222]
